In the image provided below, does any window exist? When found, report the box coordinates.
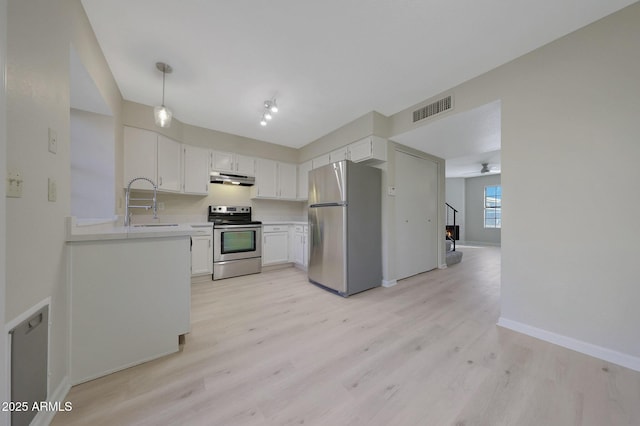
[484,185,502,228]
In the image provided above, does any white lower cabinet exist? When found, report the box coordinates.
[191,235,213,276]
[292,224,308,268]
[262,225,290,265]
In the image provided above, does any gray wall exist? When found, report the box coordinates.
[464,174,501,245]
[389,3,640,367]
[70,109,115,219]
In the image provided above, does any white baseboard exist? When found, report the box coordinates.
[497,317,640,372]
[31,376,71,426]
[382,279,397,288]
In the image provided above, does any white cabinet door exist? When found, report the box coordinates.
[124,126,157,189]
[312,154,331,169]
[254,158,278,198]
[348,136,387,164]
[262,230,289,265]
[329,147,349,162]
[235,154,256,176]
[157,135,182,192]
[292,225,308,267]
[211,151,235,173]
[191,235,212,275]
[183,145,210,195]
[292,232,304,265]
[278,162,297,199]
[297,160,312,200]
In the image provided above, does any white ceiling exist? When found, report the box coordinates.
[81,0,635,151]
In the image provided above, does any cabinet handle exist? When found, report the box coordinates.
[159,176,163,186]
[209,239,211,248]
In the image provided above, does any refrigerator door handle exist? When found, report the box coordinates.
[309,202,347,208]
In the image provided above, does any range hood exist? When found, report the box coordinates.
[210,171,255,186]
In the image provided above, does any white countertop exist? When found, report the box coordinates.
[66,217,212,242]
[261,220,307,226]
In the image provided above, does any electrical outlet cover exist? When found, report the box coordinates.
[48,128,57,154]
[48,178,57,202]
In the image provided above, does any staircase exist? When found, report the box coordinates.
[445,203,463,266]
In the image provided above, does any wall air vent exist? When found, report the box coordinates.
[412,95,453,123]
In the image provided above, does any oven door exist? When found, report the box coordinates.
[214,225,262,262]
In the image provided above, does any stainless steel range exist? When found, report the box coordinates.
[208,205,262,280]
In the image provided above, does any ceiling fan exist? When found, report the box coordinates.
[460,162,500,176]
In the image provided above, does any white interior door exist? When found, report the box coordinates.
[395,151,438,279]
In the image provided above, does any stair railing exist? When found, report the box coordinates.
[445,202,458,252]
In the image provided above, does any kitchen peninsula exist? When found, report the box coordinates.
[65,218,204,384]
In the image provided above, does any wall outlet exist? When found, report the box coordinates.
[7,171,23,198]
[387,186,396,196]
[157,202,165,211]
[48,128,57,154]
[48,178,57,202]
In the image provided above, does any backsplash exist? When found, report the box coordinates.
[129,184,306,223]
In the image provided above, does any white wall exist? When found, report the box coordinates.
[464,174,501,245]
[445,178,465,242]
[70,109,115,219]
[389,3,640,369]
[0,0,9,424]
[5,0,123,403]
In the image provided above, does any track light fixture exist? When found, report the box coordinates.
[154,62,173,128]
[259,98,279,126]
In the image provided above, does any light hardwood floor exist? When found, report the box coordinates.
[52,246,640,425]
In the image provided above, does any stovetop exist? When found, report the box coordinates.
[207,205,261,226]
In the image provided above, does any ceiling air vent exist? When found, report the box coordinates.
[412,95,453,123]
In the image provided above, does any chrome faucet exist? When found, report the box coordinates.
[124,177,158,226]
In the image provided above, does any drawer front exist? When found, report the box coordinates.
[263,225,287,233]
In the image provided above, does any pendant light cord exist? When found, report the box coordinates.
[161,69,166,106]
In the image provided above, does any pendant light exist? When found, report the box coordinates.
[154,62,173,128]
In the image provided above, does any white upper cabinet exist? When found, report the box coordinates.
[348,136,387,164]
[253,158,298,200]
[124,126,157,190]
[253,158,278,198]
[329,146,349,163]
[278,162,297,199]
[235,154,256,176]
[211,151,256,176]
[210,151,235,173]
[183,145,210,195]
[157,135,182,192]
[312,153,331,169]
[297,160,313,200]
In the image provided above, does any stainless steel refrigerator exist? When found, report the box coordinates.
[308,160,381,296]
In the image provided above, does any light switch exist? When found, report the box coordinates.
[7,172,23,198]
[48,128,57,154]
[48,178,57,202]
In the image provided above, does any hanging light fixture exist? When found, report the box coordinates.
[259,98,279,126]
[154,62,173,128]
